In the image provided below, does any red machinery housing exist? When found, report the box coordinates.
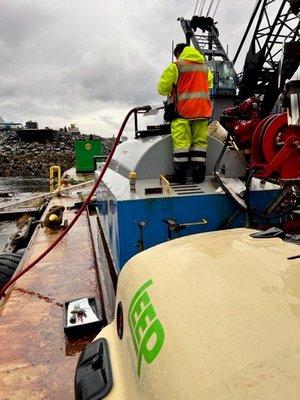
[251,112,300,181]
[223,101,300,181]
[223,97,261,149]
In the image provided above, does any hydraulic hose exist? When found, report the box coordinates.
[0,106,150,300]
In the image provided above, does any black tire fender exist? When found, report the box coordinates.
[0,253,23,290]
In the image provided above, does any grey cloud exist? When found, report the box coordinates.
[0,1,59,48]
[0,77,22,98]
[68,50,157,104]
[0,0,254,135]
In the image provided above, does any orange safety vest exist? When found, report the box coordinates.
[175,60,212,119]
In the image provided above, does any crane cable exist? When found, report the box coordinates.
[195,0,220,19]
[193,0,200,16]
[233,0,263,65]
[198,0,207,16]
[212,0,221,19]
[206,0,215,17]
[0,106,151,300]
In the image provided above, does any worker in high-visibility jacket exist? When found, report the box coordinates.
[158,43,213,184]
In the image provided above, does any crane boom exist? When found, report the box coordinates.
[237,0,300,117]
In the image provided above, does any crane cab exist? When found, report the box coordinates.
[207,60,237,97]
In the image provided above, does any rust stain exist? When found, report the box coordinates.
[65,333,98,357]
[0,192,102,400]
[13,287,63,307]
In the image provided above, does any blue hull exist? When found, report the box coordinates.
[97,184,279,271]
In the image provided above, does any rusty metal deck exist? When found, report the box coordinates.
[0,191,101,399]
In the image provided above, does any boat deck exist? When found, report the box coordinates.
[0,189,101,399]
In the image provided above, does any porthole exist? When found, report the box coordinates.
[116,301,124,340]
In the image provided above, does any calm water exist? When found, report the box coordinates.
[0,177,49,251]
[0,177,49,194]
[0,176,49,209]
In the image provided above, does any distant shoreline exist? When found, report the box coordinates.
[0,130,113,178]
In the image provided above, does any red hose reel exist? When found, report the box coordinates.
[251,112,300,180]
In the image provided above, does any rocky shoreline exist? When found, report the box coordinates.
[0,130,114,177]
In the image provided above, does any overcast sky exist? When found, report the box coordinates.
[0,0,254,136]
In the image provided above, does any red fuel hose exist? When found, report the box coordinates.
[0,106,149,300]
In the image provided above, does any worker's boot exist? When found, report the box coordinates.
[192,162,206,184]
[169,162,188,184]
